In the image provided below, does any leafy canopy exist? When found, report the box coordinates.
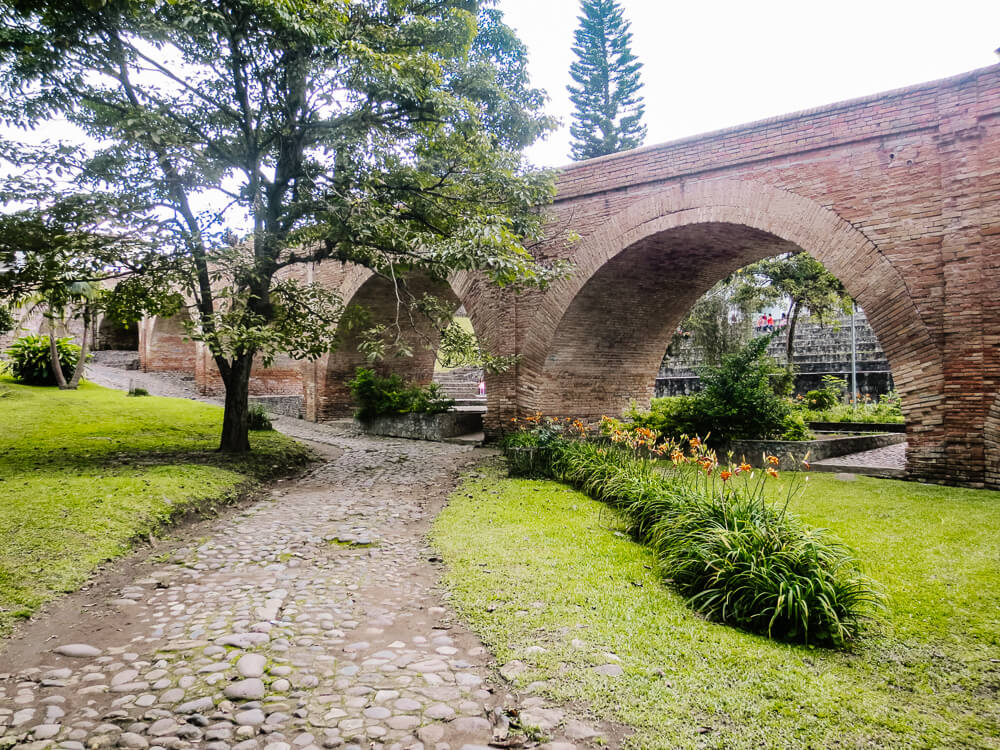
[1,0,564,449]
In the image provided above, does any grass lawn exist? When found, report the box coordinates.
[0,378,310,638]
[432,463,1000,749]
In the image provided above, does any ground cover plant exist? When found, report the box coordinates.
[0,379,309,637]
[432,468,1000,749]
[791,375,904,425]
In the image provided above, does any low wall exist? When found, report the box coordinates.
[728,432,906,471]
[249,395,304,419]
[360,411,482,441]
[808,421,905,433]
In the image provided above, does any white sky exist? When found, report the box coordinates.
[498,0,1000,168]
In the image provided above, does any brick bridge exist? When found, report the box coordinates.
[140,64,1000,488]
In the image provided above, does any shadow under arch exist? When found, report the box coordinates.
[525,180,945,478]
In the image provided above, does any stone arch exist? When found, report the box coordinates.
[525,179,945,478]
[308,267,486,420]
[140,309,196,373]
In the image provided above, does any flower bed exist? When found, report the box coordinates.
[501,416,883,648]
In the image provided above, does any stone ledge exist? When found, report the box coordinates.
[359,411,483,441]
[728,432,907,471]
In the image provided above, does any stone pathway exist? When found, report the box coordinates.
[0,417,612,749]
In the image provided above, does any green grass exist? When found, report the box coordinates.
[432,464,1000,749]
[0,378,310,637]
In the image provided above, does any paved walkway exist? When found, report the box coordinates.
[810,441,907,478]
[0,375,610,749]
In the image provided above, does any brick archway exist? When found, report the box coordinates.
[302,267,489,421]
[521,180,945,480]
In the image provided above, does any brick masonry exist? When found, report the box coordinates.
[138,65,1000,488]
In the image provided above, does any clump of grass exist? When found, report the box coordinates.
[127,386,150,397]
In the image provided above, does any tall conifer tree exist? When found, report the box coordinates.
[567,0,647,160]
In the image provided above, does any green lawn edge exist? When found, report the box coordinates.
[431,460,1000,749]
[0,379,312,638]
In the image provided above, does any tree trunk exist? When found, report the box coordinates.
[219,354,253,453]
[48,318,69,389]
[66,306,92,390]
[785,300,801,383]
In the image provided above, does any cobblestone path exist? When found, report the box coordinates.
[1,420,607,750]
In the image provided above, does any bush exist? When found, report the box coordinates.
[5,335,82,386]
[348,367,454,421]
[544,437,882,647]
[126,387,150,397]
[780,412,812,441]
[803,388,838,410]
[248,402,273,431]
[629,338,790,445]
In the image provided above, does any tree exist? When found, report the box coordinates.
[733,252,854,390]
[1,0,563,452]
[567,0,646,160]
[666,279,753,369]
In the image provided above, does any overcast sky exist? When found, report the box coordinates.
[497,0,1000,168]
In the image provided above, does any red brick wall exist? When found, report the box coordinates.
[139,312,196,373]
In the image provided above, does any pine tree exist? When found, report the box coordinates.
[567,0,647,160]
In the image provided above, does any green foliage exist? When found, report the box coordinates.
[4,335,81,385]
[126,387,149,397]
[803,388,838,411]
[797,391,904,424]
[348,367,454,421]
[733,253,853,327]
[1,0,565,451]
[780,412,812,441]
[0,304,13,335]
[625,397,701,441]
[567,0,646,159]
[668,279,753,368]
[546,440,882,647]
[635,338,791,444]
[247,403,273,431]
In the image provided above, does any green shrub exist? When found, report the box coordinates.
[654,491,881,646]
[797,390,904,424]
[127,387,150,397]
[248,403,273,431]
[348,367,454,421]
[803,388,838,410]
[543,438,882,648]
[629,338,790,445]
[4,335,82,386]
[780,412,812,441]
